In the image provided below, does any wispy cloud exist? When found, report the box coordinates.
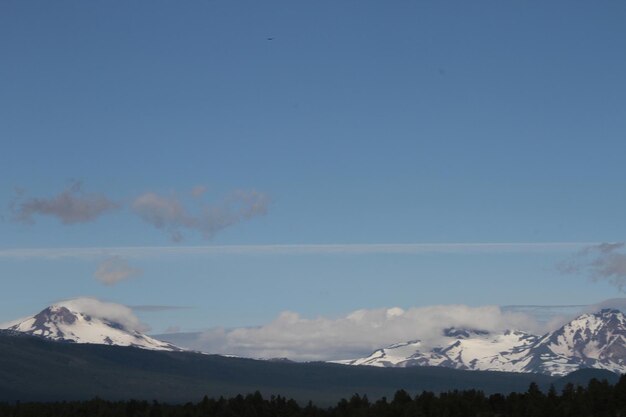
[558,242,626,291]
[163,325,181,333]
[191,185,208,197]
[501,304,588,330]
[10,181,119,225]
[586,298,626,313]
[6,183,267,242]
[129,305,192,312]
[94,256,142,286]
[131,189,269,242]
[0,242,595,260]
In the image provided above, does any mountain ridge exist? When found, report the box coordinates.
[339,309,626,376]
[4,303,626,377]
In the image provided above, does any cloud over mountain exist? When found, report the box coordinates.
[164,304,542,361]
[55,297,149,333]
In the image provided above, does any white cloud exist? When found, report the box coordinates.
[171,304,543,361]
[56,297,149,333]
[94,256,142,286]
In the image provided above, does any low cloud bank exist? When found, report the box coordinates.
[164,305,543,361]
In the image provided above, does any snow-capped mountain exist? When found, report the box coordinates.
[514,309,626,376]
[1,303,182,351]
[337,328,538,372]
[338,309,626,376]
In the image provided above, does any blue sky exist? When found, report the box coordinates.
[1,1,626,337]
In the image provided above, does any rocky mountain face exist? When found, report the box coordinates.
[515,309,626,375]
[339,309,626,376]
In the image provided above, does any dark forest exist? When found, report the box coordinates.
[1,375,625,417]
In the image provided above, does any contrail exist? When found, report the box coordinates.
[0,242,599,260]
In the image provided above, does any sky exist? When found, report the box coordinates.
[1,1,626,359]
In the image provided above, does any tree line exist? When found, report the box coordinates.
[2,376,626,417]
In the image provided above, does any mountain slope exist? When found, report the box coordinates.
[341,310,626,376]
[2,303,181,351]
[517,309,626,375]
[0,331,556,405]
[338,328,538,372]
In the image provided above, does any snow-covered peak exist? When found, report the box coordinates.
[2,302,182,352]
[342,340,429,367]
[537,309,626,354]
[557,309,625,333]
[338,329,538,371]
[339,309,626,376]
[522,308,626,375]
